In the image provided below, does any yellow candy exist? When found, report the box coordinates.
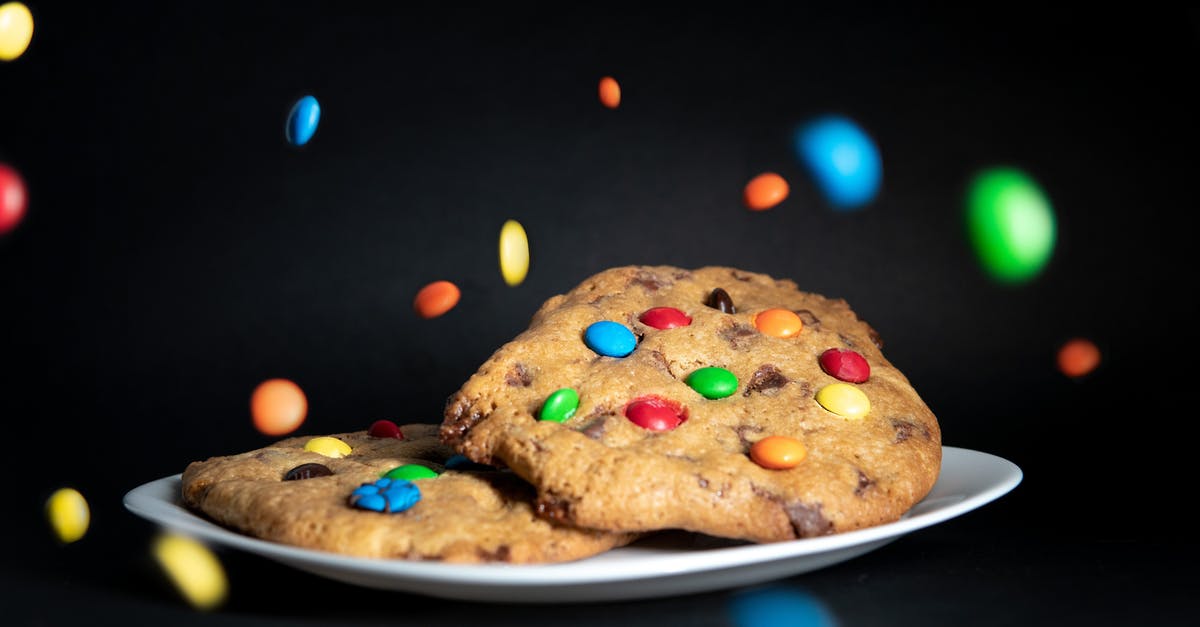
[152,532,228,611]
[815,382,870,419]
[0,2,34,61]
[304,436,352,458]
[499,219,529,286]
[46,487,89,543]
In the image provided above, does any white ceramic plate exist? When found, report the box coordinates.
[123,446,1020,603]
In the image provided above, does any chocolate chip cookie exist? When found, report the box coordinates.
[180,422,638,563]
[441,265,942,543]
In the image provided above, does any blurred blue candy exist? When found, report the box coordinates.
[286,95,321,146]
[728,584,839,627]
[794,115,881,210]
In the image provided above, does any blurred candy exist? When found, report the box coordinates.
[152,532,228,611]
[598,76,621,109]
[283,463,332,481]
[743,172,789,211]
[414,280,461,319]
[285,95,321,146]
[45,487,89,543]
[304,436,351,458]
[728,584,838,627]
[966,167,1057,284]
[499,219,529,286]
[368,419,404,439]
[250,378,308,436]
[1057,337,1101,378]
[383,464,439,480]
[0,163,28,234]
[0,2,33,61]
[794,114,881,210]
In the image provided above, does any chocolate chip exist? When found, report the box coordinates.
[706,287,735,313]
[719,322,757,349]
[535,493,573,521]
[283,463,332,481]
[630,270,666,291]
[854,470,875,497]
[890,418,931,443]
[794,309,820,329]
[475,545,512,561]
[440,396,484,446]
[505,363,532,387]
[743,364,789,396]
[785,502,834,537]
[734,424,765,449]
[580,415,609,440]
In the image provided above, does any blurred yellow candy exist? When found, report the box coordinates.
[499,219,529,286]
[46,487,90,544]
[0,2,34,61]
[153,532,228,611]
[815,382,870,419]
[304,436,351,458]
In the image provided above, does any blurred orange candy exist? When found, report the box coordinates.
[1057,337,1101,378]
[414,280,460,319]
[598,76,621,109]
[744,172,789,211]
[251,378,308,436]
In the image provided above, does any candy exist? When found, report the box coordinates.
[445,454,492,471]
[743,172,789,211]
[0,2,34,61]
[818,348,870,383]
[45,487,89,544]
[815,383,870,419]
[686,366,738,399]
[794,114,882,210]
[285,95,320,146]
[250,378,307,436]
[413,280,460,319]
[383,464,439,480]
[304,436,352,458]
[638,307,692,330]
[152,532,228,611]
[539,388,580,423]
[368,419,404,439]
[349,478,421,513]
[750,436,807,470]
[284,463,333,481]
[728,584,838,627]
[624,396,687,431]
[598,76,621,109]
[754,308,803,338]
[584,320,637,357]
[0,163,28,235]
[966,167,1057,284]
[707,287,735,313]
[1057,337,1101,378]
[499,219,530,286]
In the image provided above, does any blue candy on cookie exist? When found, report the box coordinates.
[348,478,421,513]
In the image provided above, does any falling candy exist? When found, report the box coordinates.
[152,532,228,611]
[0,2,34,61]
[0,163,28,234]
[499,219,529,286]
[45,487,89,543]
[598,76,621,109]
[794,114,882,210]
[966,167,1057,284]
[250,378,308,436]
[1057,337,1100,378]
[728,584,838,627]
[414,280,461,319]
[743,172,789,211]
[285,95,321,146]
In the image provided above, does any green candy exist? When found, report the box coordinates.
[686,367,738,399]
[539,388,580,423]
[382,464,439,480]
[966,167,1057,284]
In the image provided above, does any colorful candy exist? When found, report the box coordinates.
[818,348,870,383]
[794,114,882,210]
[285,95,321,146]
[349,478,421,513]
[754,309,803,338]
[0,163,28,235]
[284,463,332,481]
[728,584,838,627]
[445,454,492,471]
[750,436,807,470]
[584,320,637,357]
[0,2,34,61]
[624,396,687,431]
[368,419,404,439]
[46,487,89,544]
[598,76,621,109]
[304,436,352,458]
[686,366,738,399]
[966,167,1057,284]
[250,378,307,436]
[815,383,870,419]
[639,307,692,330]
[499,219,529,286]
[707,287,735,313]
[414,280,461,319]
[743,172,789,211]
[383,464,439,480]
[539,388,580,422]
[152,532,228,611]
[1057,337,1101,378]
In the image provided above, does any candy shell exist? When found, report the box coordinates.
[304,436,352,458]
[818,348,870,383]
[0,2,34,61]
[754,308,803,338]
[795,115,881,210]
[638,307,692,330]
[815,382,870,419]
[499,219,529,286]
[599,76,621,109]
[414,280,461,319]
[250,378,307,436]
[750,436,808,470]
[0,163,28,235]
[539,388,580,423]
[383,464,439,480]
[686,367,738,399]
[624,396,687,431]
[584,321,637,357]
[368,419,404,439]
[152,532,228,611]
[46,487,89,544]
[285,95,321,146]
[1057,337,1101,378]
[743,172,789,211]
[728,584,838,627]
[966,167,1056,284]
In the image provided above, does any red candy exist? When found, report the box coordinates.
[818,348,870,383]
[368,419,404,439]
[624,396,687,431]
[638,307,692,330]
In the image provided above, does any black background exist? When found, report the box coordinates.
[3,2,1198,625]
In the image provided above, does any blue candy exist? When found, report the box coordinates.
[794,114,881,210]
[727,584,838,627]
[286,95,321,146]
[348,478,421,513]
[444,454,492,471]
[584,321,637,357]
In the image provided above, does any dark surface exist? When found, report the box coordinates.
[2,3,1197,625]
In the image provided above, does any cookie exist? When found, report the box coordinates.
[441,265,942,543]
[180,422,638,563]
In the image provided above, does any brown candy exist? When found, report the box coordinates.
[706,287,735,313]
[283,463,333,481]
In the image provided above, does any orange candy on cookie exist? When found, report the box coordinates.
[750,436,807,469]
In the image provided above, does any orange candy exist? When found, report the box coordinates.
[750,436,807,469]
[414,280,461,319]
[1057,337,1101,378]
[754,308,803,338]
[743,172,789,211]
[598,76,621,109]
[251,378,307,436]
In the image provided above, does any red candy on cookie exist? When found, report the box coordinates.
[624,396,687,431]
[818,348,870,383]
[368,419,404,439]
[638,307,692,330]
